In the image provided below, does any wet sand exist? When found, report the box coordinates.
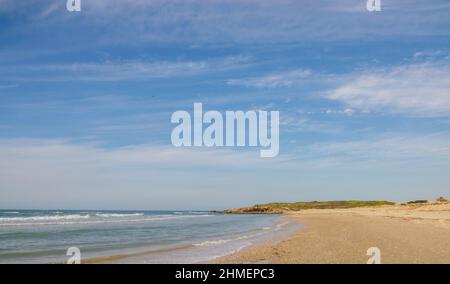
[215,203,450,264]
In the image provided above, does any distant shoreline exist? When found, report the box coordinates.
[222,200,395,214]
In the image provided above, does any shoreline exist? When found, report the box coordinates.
[214,203,450,264]
[85,215,297,264]
[15,203,450,264]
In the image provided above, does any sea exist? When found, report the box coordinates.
[0,210,298,263]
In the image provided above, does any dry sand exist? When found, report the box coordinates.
[215,203,450,264]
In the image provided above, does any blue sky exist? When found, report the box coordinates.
[1,0,450,210]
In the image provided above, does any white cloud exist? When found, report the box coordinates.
[4,0,450,47]
[0,139,293,209]
[0,139,286,169]
[323,108,355,116]
[38,1,59,18]
[227,69,311,88]
[296,133,450,168]
[72,0,450,43]
[1,135,449,209]
[0,84,18,89]
[3,134,449,177]
[8,133,440,172]
[0,56,250,82]
[325,62,450,117]
[280,113,342,134]
[13,134,449,194]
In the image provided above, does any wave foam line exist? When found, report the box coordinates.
[0,214,90,222]
[0,214,212,227]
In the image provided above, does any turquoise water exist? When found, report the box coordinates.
[0,210,296,263]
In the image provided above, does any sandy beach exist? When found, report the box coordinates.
[215,203,450,264]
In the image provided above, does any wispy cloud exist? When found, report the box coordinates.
[3,0,450,48]
[3,134,449,182]
[0,56,250,82]
[325,61,450,117]
[280,112,342,134]
[294,133,450,170]
[1,133,449,209]
[0,139,290,171]
[38,1,59,18]
[0,84,18,89]
[227,69,311,88]
[0,138,287,209]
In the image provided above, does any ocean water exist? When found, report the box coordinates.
[0,210,297,264]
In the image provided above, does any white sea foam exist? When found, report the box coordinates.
[193,221,294,249]
[194,239,233,247]
[95,213,144,218]
[194,233,257,247]
[0,214,90,222]
[0,214,211,227]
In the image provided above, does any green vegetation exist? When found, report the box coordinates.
[406,200,429,204]
[436,197,448,203]
[223,206,284,214]
[224,200,395,214]
[256,200,395,211]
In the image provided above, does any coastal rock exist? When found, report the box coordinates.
[223,206,284,214]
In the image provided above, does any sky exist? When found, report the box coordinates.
[1,0,450,210]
